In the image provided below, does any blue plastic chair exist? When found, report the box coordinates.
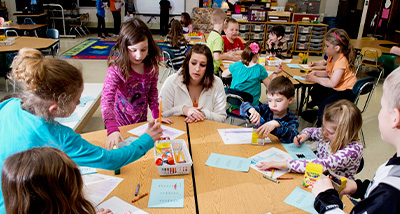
[44,29,60,56]
[159,47,178,83]
[225,88,253,125]
[22,18,38,37]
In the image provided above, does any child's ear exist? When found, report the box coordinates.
[392,108,400,129]
[49,103,59,115]
[288,97,294,104]
[334,45,341,52]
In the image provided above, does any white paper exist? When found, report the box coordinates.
[79,166,97,175]
[97,196,148,214]
[281,59,292,63]
[83,174,123,206]
[300,64,311,69]
[248,147,291,178]
[128,123,185,140]
[218,128,271,145]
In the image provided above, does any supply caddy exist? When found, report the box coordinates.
[154,139,193,176]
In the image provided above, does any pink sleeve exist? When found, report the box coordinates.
[101,66,122,136]
[188,24,193,33]
[147,66,160,119]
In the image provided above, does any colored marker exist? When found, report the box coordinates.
[135,184,140,196]
[159,96,162,124]
[277,177,294,180]
[132,192,148,203]
[263,175,280,184]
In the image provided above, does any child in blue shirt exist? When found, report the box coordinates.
[240,76,299,143]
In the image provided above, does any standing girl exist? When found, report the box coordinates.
[0,48,162,213]
[257,99,363,179]
[102,18,171,149]
[2,147,114,214]
[164,19,188,68]
[222,42,282,108]
[304,28,357,126]
[181,12,192,34]
[96,0,109,39]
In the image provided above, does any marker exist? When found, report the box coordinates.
[263,175,280,184]
[270,169,275,178]
[159,96,162,124]
[132,192,148,203]
[135,184,140,196]
[112,145,120,175]
[277,177,294,180]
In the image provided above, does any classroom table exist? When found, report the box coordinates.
[185,34,206,45]
[188,119,354,213]
[0,24,47,37]
[81,116,196,214]
[350,39,398,54]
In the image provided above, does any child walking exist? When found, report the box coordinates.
[0,48,163,213]
[222,42,282,107]
[2,147,114,214]
[257,99,363,179]
[304,28,357,126]
[102,18,172,150]
[164,19,188,68]
[96,0,110,39]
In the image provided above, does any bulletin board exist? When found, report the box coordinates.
[137,0,185,15]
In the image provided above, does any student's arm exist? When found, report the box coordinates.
[214,51,240,61]
[222,69,231,78]
[309,59,327,67]
[101,67,122,136]
[390,46,400,56]
[200,77,227,123]
[306,68,343,88]
[147,67,160,119]
[270,113,299,144]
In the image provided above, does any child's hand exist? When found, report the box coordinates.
[275,64,283,74]
[183,106,205,123]
[304,72,317,82]
[293,133,308,146]
[312,176,334,197]
[248,108,261,125]
[256,160,287,171]
[257,120,280,138]
[339,179,358,196]
[144,120,163,142]
[232,54,241,61]
[106,131,126,150]
[160,117,173,124]
[97,208,113,214]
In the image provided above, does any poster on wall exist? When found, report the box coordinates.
[213,0,223,8]
[203,0,212,8]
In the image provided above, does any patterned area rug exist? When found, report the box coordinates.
[61,38,116,59]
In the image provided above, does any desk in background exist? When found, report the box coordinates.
[12,12,48,24]
[350,39,398,54]
[0,24,47,37]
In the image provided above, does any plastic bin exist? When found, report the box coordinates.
[251,24,265,32]
[296,42,308,50]
[284,25,295,33]
[298,26,312,34]
[310,39,323,43]
[284,33,294,41]
[312,30,324,35]
[312,26,325,31]
[250,32,264,40]
[310,42,322,48]
[239,32,249,40]
[309,46,322,51]
[239,24,250,31]
[154,139,193,176]
[311,34,324,39]
[297,34,310,42]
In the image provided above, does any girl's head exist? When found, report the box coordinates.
[180,44,214,90]
[241,42,260,66]
[324,28,355,71]
[322,99,362,153]
[108,18,160,79]
[168,19,186,47]
[11,48,83,121]
[1,147,96,214]
[181,12,191,27]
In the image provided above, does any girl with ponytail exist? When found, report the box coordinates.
[257,99,363,180]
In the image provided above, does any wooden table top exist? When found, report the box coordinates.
[0,24,47,30]
[12,12,48,17]
[0,36,58,53]
[350,39,398,54]
[81,116,196,214]
[188,119,354,213]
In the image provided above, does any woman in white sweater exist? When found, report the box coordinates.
[160,44,227,123]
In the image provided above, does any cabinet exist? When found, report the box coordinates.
[238,20,266,50]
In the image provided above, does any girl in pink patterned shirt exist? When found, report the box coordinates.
[257,99,363,179]
[102,18,172,149]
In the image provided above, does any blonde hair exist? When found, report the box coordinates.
[224,18,238,29]
[211,8,226,24]
[11,48,83,120]
[383,67,400,111]
[2,147,96,214]
[323,99,362,154]
[324,28,355,71]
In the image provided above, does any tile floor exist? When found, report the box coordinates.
[0,34,394,181]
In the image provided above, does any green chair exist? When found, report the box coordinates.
[378,54,398,77]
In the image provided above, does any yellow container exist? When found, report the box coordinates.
[303,162,323,188]
[251,127,265,145]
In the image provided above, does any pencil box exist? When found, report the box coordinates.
[154,139,193,176]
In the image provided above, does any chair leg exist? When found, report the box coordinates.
[360,128,365,148]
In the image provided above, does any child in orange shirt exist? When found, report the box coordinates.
[304,28,357,126]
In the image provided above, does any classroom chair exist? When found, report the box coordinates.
[43,29,60,57]
[352,77,379,147]
[225,88,253,126]
[5,29,18,37]
[69,14,87,37]
[22,18,38,37]
[355,47,384,81]
[378,54,398,77]
[159,48,179,83]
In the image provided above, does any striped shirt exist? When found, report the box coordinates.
[164,35,188,69]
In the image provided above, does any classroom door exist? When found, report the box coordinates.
[336,0,364,39]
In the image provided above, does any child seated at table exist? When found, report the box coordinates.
[222,42,282,108]
[257,99,363,180]
[223,18,245,54]
[240,76,299,143]
[266,25,292,59]
[164,19,188,68]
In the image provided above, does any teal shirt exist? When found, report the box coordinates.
[0,98,154,213]
[229,61,269,108]
[206,30,224,74]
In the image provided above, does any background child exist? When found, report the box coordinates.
[164,19,188,68]
[0,48,163,213]
[102,18,172,150]
[313,68,400,213]
[223,18,244,54]
[304,28,357,126]
[181,12,192,34]
[266,25,292,59]
[1,147,114,214]
[257,99,363,180]
[222,42,280,107]
[96,0,109,39]
[240,76,298,144]
[110,0,123,37]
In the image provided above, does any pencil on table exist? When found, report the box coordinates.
[270,169,274,178]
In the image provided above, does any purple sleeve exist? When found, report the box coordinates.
[101,66,122,136]
[301,127,323,141]
[147,66,160,119]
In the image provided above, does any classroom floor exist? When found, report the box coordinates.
[0,33,393,181]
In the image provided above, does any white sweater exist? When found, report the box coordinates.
[160,73,227,123]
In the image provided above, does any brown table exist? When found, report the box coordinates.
[81,116,196,214]
[0,24,47,37]
[188,119,354,213]
[185,34,206,45]
[350,39,398,54]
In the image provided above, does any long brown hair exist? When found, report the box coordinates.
[324,28,355,71]
[241,41,259,66]
[108,18,161,80]
[323,99,362,154]
[1,147,96,214]
[181,12,191,27]
[167,19,187,47]
[11,48,83,121]
[180,44,215,90]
